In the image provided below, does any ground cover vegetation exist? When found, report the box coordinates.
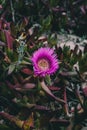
[0,0,87,130]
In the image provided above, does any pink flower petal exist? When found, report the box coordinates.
[31,47,59,77]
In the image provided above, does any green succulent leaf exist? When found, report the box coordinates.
[8,64,15,75]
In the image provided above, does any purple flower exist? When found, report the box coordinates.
[31,47,59,77]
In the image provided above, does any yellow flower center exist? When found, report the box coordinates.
[38,59,49,71]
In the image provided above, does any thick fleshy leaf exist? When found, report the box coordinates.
[8,64,15,75]
[0,112,23,128]
[82,82,87,97]
[50,118,70,126]
[6,81,35,92]
[63,87,71,117]
[48,86,61,91]
[38,35,47,43]
[4,30,14,50]
[80,5,86,14]
[21,67,33,75]
[60,71,77,77]
[0,5,2,10]
[23,83,35,89]
[0,41,5,46]
[40,80,65,104]
[22,113,34,130]
[34,105,50,111]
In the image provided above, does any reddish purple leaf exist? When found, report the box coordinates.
[0,19,10,30]
[4,30,14,50]
[0,41,5,46]
[0,5,2,10]
[0,19,2,29]
[23,83,35,89]
[21,67,33,75]
[23,17,29,26]
[80,5,86,14]
[6,80,35,92]
[0,112,23,128]
[34,105,50,111]
[48,86,61,91]
[82,86,87,97]
[40,80,65,104]
[50,118,70,126]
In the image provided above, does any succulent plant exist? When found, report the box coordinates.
[0,1,87,130]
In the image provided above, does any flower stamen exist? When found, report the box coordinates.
[38,59,49,71]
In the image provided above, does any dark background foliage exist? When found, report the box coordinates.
[0,0,87,36]
[0,0,87,130]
